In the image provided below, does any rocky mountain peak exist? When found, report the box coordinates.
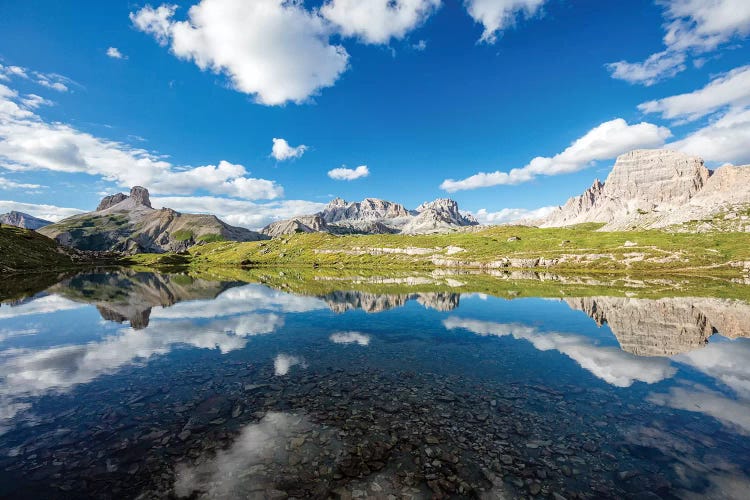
[130,186,152,208]
[96,193,128,211]
[414,198,478,226]
[327,197,347,209]
[0,211,52,230]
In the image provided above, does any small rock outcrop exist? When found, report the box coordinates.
[40,187,268,254]
[0,211,52,230]
[262,197,477,237]
[539,149,750,231]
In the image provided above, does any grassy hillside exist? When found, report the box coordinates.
[0,226,119,273]
[0,226,80,272]
[129,224,750,278]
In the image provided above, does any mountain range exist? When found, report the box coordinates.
[262,197,478,237]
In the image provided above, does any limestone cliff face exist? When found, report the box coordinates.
[40,186,268,253]
[540,149,749,231]
[566,296,750,356]
[321,197,412,223]
[262,197,477,237]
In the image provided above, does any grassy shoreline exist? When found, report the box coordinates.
[127,224,750,278]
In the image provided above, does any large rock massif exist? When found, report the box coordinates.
[263,197,478,237]
[0,211,52,230]
[540,149,750,231]
[40,186,267,254]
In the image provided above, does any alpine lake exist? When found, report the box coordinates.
[1,268,750,499]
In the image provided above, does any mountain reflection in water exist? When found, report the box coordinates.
[0,271,749,499]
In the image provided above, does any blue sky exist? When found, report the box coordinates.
[0,0,749,228]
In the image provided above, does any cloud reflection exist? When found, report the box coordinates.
[329,332,370,346]
[443,317,676,387]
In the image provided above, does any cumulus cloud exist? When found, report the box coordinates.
[444,317,676,387]
[106,47,126,59]
[321,0,440,44]
[607,0,750,85]
[639,65,750,122]
[0,200,83,221]
[271,138,307,161]
[440,118,671,192]
[152,196,326,230]
[327,164,369,181]
[472,206,556,225]
[131,0,350,105]
[668,107,750,165]
[464,0,547,44]
[0,81,283,200]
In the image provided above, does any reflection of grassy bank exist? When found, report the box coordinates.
[128,224,750,278]
[184,266,750,302]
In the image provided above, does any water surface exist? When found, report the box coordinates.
[1,271,749,499]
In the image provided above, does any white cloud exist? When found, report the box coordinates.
[0,81,283,200]
[0,177,42,190]
[327,164,369,181]
[662,0,750,52]
[639,65,750,122]
[330,331,371,346]
[321,0,440,44]
[472,205,556,225]
[440,118,671,192]
[271,138,307,161]
[606,50,687,87]
[0,65,28,80]
[152,196,326,230]
[0,64,75,92]
[106,47,126,59]
[33,72,71,92]
[413,39,428,51]
[607,0,750,85]
[131,0,350,105]
[20,94,53,109]
[0,200,84,222]
[668,107,750,164]
[464,0,547,44]
[444,317,676,387]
